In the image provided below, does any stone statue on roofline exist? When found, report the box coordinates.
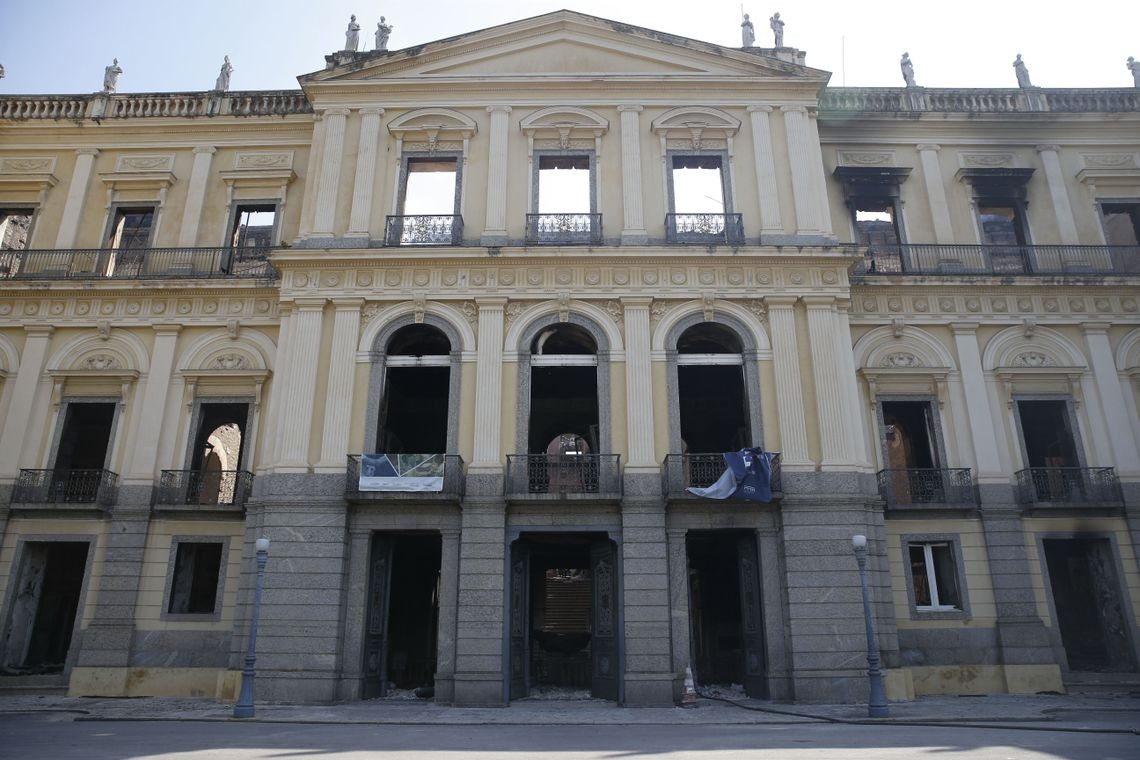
[741,14,755,47]
[900,52,916,87]
[770,12,784,47]
[376,17,393,51]
[345,14,361,51]
[103,58,122,93]
[1128,57,1140,88]
[1013,54,1032,88]
[215,56,233,92]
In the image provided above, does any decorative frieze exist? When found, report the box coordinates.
[837,150,894,167]
[958,151,1015,168]
[850,292,1140,321]
[113,154,175,173]
[0,156,57,174]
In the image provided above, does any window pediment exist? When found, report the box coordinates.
[520,106,609,144]
[387,109,478,141]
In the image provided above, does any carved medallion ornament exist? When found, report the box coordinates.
[0,157,54,173]
[745,300,768,323]
[1012,352,1056,368]
[960,152,1014,167]
[115,154,174,172]
[649,301,677,324]
[1082,153,1137,169]
[504,302,528,327]
[81,354,122,371]
[361,303,383,324]
[881,352,923,368]
[208,353,249,370]
[235,152,293,170]
[838,151,894,166]
[460,301,478,326]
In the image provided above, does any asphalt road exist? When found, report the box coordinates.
[0,716,1136,760]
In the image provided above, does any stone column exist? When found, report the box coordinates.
[0,326,53,479]
[618,105,648,244]
[54,149,98,248]
[666,527,690,691]
[310,108,350,238]
[434,526,461,703]
[123,325,181,482]
[950,324,1006,489]
[805,297,854,468]
[178,146,215,247]
[781,106,822,236]
[346,108,385,243]
[1082,323,1140,476]
[470,299,506,472]
[766,297,810,467]
[622,503,673,706]
[622,298,655,471]
[481,106,511,245]
[748,106,783,237]
[917,144,955,244]
[1036,145,1080,245]
[452,503,506,706]
[276,299,325,472]
[315,299,363,473]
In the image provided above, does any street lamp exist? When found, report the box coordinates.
[233,536,269,719]
[852,534,889,718]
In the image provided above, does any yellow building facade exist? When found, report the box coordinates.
[1,11,1138,706]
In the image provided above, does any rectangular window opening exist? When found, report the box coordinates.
[168,542,223,615]
[909,542,960,611]
[231,204,277,248]
[1101,203,1140,245]
[538,155,591,214]
[0,209,34,251]
[977,203,1026,246]
[854,201,900,247]
[107,207,156,249]
[402,158,458,216]
[671,156,725,214]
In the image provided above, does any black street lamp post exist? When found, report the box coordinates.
[852,533,889,718]
[233,536,269,719]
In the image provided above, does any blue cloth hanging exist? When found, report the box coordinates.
[686,448,775,502]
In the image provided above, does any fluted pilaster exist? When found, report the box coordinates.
[781,106,822,235]
[622,298,655,468]
[804,297,853,467]
[316,299,364,472]
[766,298,810,467]
[277,299,325,471]
[347,108,384,240]
[311,108,350,237]
[471,299,506,469]
[748,106,783,235]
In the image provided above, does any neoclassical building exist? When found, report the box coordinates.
[0,11,1138,706]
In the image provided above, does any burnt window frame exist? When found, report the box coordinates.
[957,168,1035,247]
[182,396,255,472]
[1096,199,1140,246]
[873,394,950,473]
[103,204,158,250]
[0,206,38,251]
[832,166,912,247]
[900,533,970,621]
[161,536,230,621]
[225,201,280,249]
[45,397,123,474]
[1011,394,1089,471]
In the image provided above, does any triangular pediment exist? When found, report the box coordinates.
[302,11,828,86]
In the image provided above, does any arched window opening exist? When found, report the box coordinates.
[677,324,749,453]
[378,325,452,454]
[189,405,248,505]
[528,325,599,454]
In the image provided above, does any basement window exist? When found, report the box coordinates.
[908,541,961,611]
[167,541,224,615]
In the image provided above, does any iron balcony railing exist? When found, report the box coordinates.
[156,470,253,509]
[0,247,277,281]
[662,453,783,500]
[665,213,745,246]
[525,213,603,245]
[12,469,118,506]
[384,215,464,246]
[505,454,621,498]
[852,244,1140,277]
[345,454,465,499]
[877,468,977,509]
[1015,467,1124,507]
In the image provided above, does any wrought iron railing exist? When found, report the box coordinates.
[662,453,782,499]
[345,454,465,499]
[1015,467,1124,507]
[0,247,277,281]
[877,468,976,508]
[156,470,253,508]
[384,215,464,246]
[665,213,745,245]
[12,469,118,506]
[851,244,1140,277]
[525,214,602,245]
[505,454,621,497]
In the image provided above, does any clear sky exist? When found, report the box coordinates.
[1,0,1136,94]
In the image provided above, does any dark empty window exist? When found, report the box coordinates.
[1,209,33,250]
[1017,399,1080,469]
[378,325,451,454]
[1101,203,1140,245]
[107,207,155,249]
[978,204,1027,246]
[168,542,223,614]
[854,201,901,247]
[230,204,277,248]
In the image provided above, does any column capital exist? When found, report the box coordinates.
[485,105,512,113]
[620,297,653,308]
[331,297,366,309]
[1035,144,1061,154]
[617,104,643,113]
[801,296,837,309]
[293,297,327,310]
[152,324,183,336]
[747,105,774,113]
[1080,321,1113,335]
[949,321,980,334]
[74,148,100,157]
[765,296,799,308]
[916,143,941,152]
[359,107,385,116]
[780,105,807,114]
[192,145,217,155]
[24,325,54,337]
[319,107,351,118]
[476,297,508,309]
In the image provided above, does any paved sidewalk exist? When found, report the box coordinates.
[1,691,1138,732]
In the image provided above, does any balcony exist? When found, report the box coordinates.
[662,453,783,501]
[155,469,253,512]
[345,454,465,502]
[0,247,277,281]
[12,469,118,507]
[384,215,464,246]
[877,468,977,511]
[665,213,745,246]
[505,454,621,501]
[852,244,1140,278]
[1015,467,1124,509]
[525,214,603,245]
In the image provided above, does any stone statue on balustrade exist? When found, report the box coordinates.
[1013,54,1032,88]
[741,14,755,47]
[900,52,916,87]
[103,58,122,93]
[345,15,361,51]
[770,12,784,47]
[215,56,233,92]
[376,17,393,51]
[1128,57,1140,88]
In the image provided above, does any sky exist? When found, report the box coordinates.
[0,0,1137,94]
